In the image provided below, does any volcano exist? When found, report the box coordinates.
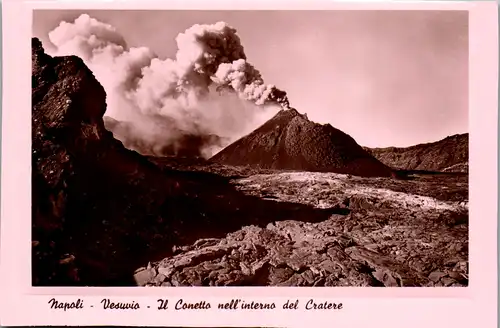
[210,108,394,177]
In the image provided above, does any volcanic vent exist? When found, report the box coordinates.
[211,108,394,178]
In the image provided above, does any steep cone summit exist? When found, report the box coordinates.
[211,108,394,177]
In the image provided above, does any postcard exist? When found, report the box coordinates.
[0,0,497,327]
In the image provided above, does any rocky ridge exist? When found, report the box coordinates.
[364,133,468,173]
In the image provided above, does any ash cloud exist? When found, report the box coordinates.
[46,14,289,157]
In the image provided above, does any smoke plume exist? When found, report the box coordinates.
[46,14,290,157]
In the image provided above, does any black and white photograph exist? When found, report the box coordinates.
[31,9,469,287]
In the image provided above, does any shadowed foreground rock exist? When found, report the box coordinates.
[32,38,468,287]
[32,37,184,285]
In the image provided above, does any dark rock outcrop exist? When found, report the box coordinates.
[364,133,468,173]
[32,37,190,286]
[210,108,393,178]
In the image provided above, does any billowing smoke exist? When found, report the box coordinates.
[46,14,290,158]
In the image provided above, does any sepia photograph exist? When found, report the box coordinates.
[31,9,469,287]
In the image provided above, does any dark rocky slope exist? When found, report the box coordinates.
[32,37,187,285]
[364,133,468,173]
[210,109,394,178]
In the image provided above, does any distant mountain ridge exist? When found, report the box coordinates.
[364,133,468,173]
[103,116,225,158]
[211,108,394,177]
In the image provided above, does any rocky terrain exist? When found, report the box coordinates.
[32,38,468,287]
[364,133,468,173]
[138,162,468,287]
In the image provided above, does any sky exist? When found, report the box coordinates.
[32,10,468,148]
